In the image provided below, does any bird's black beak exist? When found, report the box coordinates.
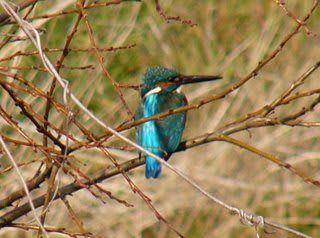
[170,74,222,85]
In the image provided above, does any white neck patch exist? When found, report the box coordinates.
[176,85,182,94]
[143,86,162,99]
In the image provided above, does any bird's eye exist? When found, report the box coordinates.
[168,76,181,83]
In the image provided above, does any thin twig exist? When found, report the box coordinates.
[272,0,313,35]
[0,136,48,237]
[77,1,134,117]
[0,0,141,25]
[0,44,136,62]
[0,0,39,23]
[10,223,94,237]
[154,0,197,27]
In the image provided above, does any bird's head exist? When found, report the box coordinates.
[140,66,222,98]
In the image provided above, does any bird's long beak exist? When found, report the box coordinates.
[172,74,222,85]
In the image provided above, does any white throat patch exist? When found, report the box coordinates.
[143,86,162,99]
[176,86,182,94]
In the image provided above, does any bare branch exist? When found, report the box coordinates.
[0,136,48,237]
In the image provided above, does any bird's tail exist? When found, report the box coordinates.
[142,123,164,178]
[145,156,162,178]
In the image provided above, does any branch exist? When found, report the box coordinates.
[0,153,315,238]
[0,0,39,23]
[154,0,197,27]
[0,136,48,237]
[215,134,320,187]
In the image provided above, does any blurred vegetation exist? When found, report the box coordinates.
[0,0,319,237]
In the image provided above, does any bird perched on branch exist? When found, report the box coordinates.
[136,66,222,178]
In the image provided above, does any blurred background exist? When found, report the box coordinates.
[0,0,319,237]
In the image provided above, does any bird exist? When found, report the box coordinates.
[136,66,222,179]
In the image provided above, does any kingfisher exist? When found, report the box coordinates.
[136,67,222,179]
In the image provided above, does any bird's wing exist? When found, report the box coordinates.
[156,92,187,155]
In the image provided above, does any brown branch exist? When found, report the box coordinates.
[0,158,40,175]
[0,44,136,62]
[77,1,134,118]
[0,165,51,209]
[262,60,320,116]
[65,160,133,207]
[62,198,91,236]
[272,0,313,35]
[215,134,320,187]
[0,71,95,143]
[0,0,141,25]
[41,9,87,217]
[39,7,86,229]
[0,157,144,228]
[0,0,39,23]
[0,0,39,50]
[0,64,95,71]
[154,0,197,27]
[1,136,57,152]
[216,60,320,133]
[10,223,95,237]
[99,147,184,237]
[0,81,66,150]
[0,150,184,237]
[281,88,320,104]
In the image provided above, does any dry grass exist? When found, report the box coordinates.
[0,0,319,237]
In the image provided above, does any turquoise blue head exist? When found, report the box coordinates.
[141,67,180,97]
[140,66,223,98]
